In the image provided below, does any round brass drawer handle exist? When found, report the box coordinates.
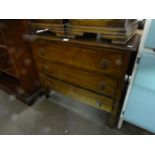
[100,59,110,69]
[39,48,45,56]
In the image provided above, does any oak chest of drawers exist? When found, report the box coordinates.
[31,35,140,126]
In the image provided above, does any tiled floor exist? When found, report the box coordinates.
[0,89,151,135]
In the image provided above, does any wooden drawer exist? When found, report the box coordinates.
[32,42,125,77]
[36,60,118,97]
[39,74,113,113]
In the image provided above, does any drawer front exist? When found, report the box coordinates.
[36,60,118,97]
[32,42,125,77]
[39,74,113,113]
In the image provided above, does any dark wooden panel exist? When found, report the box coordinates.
[0,47,17,77]
[3,20,41,94]
[0,30,5,45]
[0,20,41,104]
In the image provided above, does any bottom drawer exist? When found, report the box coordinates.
[40,74,113,113]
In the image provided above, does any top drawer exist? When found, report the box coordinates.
[32,41,126,77]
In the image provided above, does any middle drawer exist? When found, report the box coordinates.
[36,60,118,97]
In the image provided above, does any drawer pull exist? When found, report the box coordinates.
[39,48,45,56]
[100,59,109,69]
[42,65,49,74]
[99,82,106,90]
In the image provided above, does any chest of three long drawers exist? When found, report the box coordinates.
[31,36,139,126]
